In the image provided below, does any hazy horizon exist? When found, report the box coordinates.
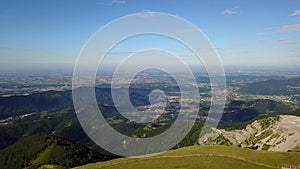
[1,0,299,69]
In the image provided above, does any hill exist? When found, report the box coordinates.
[238,77,300,96]
[0,87,149,150]
[73,145,300,169]
[0,90,72,119]
[0,89,295,151]
[0,133,115,169]
[218,99,293,129]
[282,108,300,116]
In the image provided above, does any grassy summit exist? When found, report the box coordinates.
[73,145,300,169]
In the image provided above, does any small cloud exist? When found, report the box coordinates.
[222,9,238,15]
[112,0,126,4]
[277,38,300,45]
[257,38,269,42]
[182,47,222,55]
[212,47,222,50]
[195,47,222,52]
[96,0,126,6]
[276,24,300,32]
[137,10,157,18]
[289,9,300,16]
[228,40,238,46]
[106,51,134,55]
[141,9,152,13]
[175,28,202,34]
[222,6,240,15]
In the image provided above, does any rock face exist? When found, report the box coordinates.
[198,115,300,152]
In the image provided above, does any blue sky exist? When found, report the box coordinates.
[0,0,299,69]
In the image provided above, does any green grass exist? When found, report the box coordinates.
[32,144,56,165]
[31,144,65,165]
[73,145,300,169]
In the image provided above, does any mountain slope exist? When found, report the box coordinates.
[0,133,115,169]
[73,145,300,169]
[199,115,300,152]
[219,99,293,129]
[238,77,300,96]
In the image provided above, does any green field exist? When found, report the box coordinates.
[73,145,300,169]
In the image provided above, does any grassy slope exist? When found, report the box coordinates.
[31,144,65,166]
[74,145,300,169]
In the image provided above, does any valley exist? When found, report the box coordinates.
[0,71,299,168]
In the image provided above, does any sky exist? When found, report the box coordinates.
[0,0,300,70]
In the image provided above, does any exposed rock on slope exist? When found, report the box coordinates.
[198,115,300,152]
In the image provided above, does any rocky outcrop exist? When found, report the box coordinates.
[198,115,300,152]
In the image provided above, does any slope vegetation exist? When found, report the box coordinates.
[0,133,114,169]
